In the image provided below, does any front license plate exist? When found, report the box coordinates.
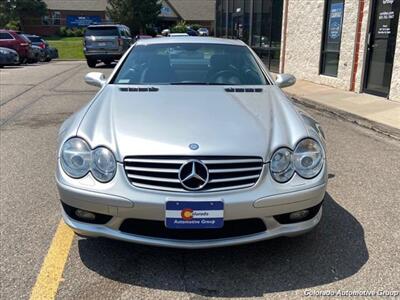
[98,42,106,47]
[165,200,224,229]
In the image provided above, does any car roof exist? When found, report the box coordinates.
[87,24,126,28]
[136,37,246,47]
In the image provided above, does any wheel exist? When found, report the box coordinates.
[87,59,97,68]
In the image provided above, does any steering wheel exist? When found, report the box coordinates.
[209,69,242,85]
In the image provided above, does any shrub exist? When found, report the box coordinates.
[188,24,202,31]
[171,20,187,33]
[5,20,20,31]
[58,26,67,36]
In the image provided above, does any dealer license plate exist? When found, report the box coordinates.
[165,200,224,229]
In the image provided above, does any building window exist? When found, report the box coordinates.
[215,0,283,73]
[251,0,283,73]
[52,11,61,25]
[320,0,345,77]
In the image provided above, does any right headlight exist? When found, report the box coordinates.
[60,138,117,183]
[61,138,92,178]
[91,147,117,183]
[293,138,324,179]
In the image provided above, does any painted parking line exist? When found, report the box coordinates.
[30,220,74,300]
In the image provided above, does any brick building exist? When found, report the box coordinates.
[24,0,108,36]
[23,0,215,37]
[215,0,400,102]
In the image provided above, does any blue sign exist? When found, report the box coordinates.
[328,2,344,40]
[66,16,101,28]
[165,201,224,229]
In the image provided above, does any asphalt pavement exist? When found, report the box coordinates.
[0,62,399,299]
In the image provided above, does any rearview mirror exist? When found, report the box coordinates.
[84,72,106,88]
[275,74,296,88]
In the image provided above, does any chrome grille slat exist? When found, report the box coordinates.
[125,158,186,164]
[209,175,260,183]
[124,156,264,193]
[125,166,179,173]
[127,174,180,183]
[202,159,261,164]
[209,167,262,173]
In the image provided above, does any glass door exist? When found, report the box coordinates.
[364,0,400,97]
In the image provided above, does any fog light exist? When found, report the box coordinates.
[75,209,96,221]
[289,209,310,221]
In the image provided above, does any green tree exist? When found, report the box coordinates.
[107,0,161,35]
[0,0,47,29]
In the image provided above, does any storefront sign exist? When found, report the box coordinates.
[66,16,101,27]
[328,2,344,40]
[376,0,398,37]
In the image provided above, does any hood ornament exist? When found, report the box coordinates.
[189,143,199,150]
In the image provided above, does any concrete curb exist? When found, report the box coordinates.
[288,93,400,141]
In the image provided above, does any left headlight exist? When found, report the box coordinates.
[293,138,324,179]
[61,138,116,183]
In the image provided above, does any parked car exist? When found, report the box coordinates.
[0,47,19,67]
[168,33,189,37]
[56,37,327,249]
[22,34,58,62]
[83,24,132,68]
[0,29,31,63]
[186,28,199,36]
[197,28,209,36]
[28,44,46,63]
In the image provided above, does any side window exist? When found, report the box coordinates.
[0,32,13,40]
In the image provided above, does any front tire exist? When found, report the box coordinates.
[87,59,97,68]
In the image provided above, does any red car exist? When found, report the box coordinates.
[0,29,31,63]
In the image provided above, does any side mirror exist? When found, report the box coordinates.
[84,72,106,88]
[275,73,296,88]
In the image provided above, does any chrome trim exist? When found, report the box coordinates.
[124,156,264,193]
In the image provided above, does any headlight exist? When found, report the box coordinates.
[61,138,91,178]
[293,139,324,178]
[270,148,295,183]
[91,147,116,182]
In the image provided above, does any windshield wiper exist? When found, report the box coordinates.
[170,82,208,85]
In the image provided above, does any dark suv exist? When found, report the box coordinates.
[84,24,132,68]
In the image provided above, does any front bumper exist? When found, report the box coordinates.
[56,161,327,249]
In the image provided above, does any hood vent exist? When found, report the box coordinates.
[225,87,263,93]
[119,87,159,92]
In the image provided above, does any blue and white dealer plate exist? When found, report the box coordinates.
[165,200,224,229]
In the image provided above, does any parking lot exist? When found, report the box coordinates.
[0,61,399,299]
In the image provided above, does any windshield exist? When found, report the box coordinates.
[27,36,42,42]
[112,43,268,85]
[85,27,119,37]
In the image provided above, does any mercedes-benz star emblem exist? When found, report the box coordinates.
[178,160,209,191]
[189,143,199,150]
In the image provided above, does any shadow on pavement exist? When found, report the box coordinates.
[78,193,368,297]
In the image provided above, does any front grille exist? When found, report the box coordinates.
[124,156,264,192]
[119,218,267,240]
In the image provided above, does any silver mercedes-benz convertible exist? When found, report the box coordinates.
[56,37,327,249]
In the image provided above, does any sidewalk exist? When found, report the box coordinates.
[283,80,400,140]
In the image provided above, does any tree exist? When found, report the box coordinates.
[0,0,47,29]
[107,0,161,35]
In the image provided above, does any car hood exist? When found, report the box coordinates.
[77,85,309,162]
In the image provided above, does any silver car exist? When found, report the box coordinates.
[56,37,327,249]
[84,24,132,68]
